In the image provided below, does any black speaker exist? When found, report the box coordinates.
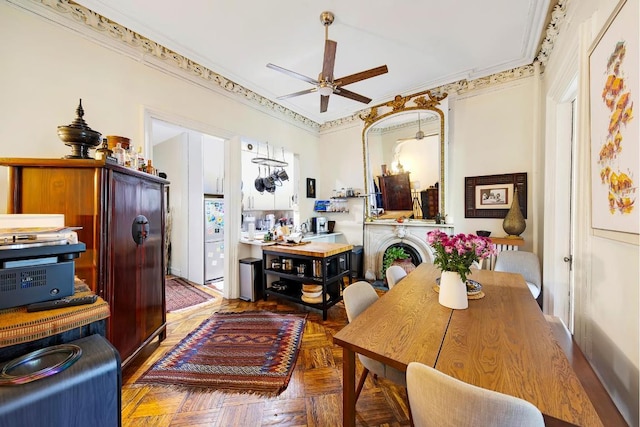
[0,334,121,427]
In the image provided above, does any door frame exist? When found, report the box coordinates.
[543,75,578,330]
[143,107,241,298]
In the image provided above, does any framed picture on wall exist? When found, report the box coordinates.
[588,0,639,239]
[465,173,527,218]
[306,178,316,198]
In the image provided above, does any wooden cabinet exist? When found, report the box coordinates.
[420,187,439,219]
[0,158,167,367]
[203,137,224,195]
[378,173,412,210]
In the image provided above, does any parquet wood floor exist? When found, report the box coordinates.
[122,287,410,426]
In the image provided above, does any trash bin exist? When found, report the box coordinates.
[350,245,363,279]
[239,258,263,302]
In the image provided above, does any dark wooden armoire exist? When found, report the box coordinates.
[0,158,168,367]
[378,172,413,210]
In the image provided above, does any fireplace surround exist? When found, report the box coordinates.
[364,221,454,280]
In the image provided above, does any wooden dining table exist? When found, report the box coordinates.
[333,263,603,427]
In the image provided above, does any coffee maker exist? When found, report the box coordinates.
[311,217,328,234]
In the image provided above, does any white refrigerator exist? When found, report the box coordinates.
[204,195,224,282]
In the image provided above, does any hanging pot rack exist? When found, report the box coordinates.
[251,143,288,167]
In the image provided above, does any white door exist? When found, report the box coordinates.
[153,131,189,278]
[547,94,576,331]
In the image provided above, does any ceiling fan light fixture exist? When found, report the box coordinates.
[266,10,387,112]
[318,85,333,96]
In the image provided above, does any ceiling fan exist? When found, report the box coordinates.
[266,11,388,113]
[397,113,425,142]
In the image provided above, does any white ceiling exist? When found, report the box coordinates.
[74,0,552,125]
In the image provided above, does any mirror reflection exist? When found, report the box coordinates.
[362,93,447,222]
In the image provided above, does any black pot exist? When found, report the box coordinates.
[262,175,276,191]
[254,168,265,193]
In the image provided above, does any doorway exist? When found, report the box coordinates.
[147,116,227,290]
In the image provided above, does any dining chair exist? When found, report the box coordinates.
[494,250,541,301]
[406,362,545,427]
[385,265,407,289]
[342,281,407,402]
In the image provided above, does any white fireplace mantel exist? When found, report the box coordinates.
[363,221,454,280]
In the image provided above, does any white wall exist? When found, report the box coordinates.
[447,80,538,249]
[315,122,365,245]
[542,0,639,424]
[0,1,320,299]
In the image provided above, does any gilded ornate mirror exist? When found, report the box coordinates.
[361,90,448,221]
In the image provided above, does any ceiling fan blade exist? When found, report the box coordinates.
[321,39,337,81]
[277,87,318,100]
[333,87,372,104]
[335,65,388,86]
[266,63,319,85]
[320,95,330,113]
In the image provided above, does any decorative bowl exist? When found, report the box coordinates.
[57,99,101,159]
[476,230,491,237]
[57,126,101,145]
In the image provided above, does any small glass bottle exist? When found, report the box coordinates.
[137,146,146,172]
[113,142,125,165]
[128,145,138,170]
[123,146,132,168]
[95,138,111,161]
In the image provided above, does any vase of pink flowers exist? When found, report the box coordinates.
[426,230,495,309]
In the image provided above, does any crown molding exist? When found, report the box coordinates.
[323,0,567,131]
[14,0,566,134]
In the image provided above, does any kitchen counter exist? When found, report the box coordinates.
[240,232,343,245]
[301,232,342,241]
[264,241,353,257]
[239,237,276,246]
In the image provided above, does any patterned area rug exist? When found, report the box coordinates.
[136,311,307,395]
[166,277,216,312]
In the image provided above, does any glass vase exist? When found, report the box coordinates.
[438,271,468,309]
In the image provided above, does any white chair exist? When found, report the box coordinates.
[494,250,541,300]
[342,281,406,402]
[385,265,407,289]
[406,362,544,427]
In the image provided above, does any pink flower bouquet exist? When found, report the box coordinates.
[426,230,495,282]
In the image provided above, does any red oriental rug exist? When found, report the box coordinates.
[136,311,307,395]
[166,277,216,312]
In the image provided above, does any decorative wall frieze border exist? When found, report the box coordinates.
[21,0,566,133]
[20,0,321,131]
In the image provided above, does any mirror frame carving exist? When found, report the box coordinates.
[360,90,448,220]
